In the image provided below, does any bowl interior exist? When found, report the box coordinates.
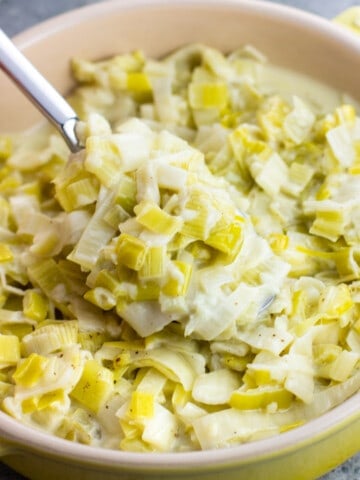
[1,0,360,131]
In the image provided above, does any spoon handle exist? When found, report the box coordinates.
[0,29,82,153]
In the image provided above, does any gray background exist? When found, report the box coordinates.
[1,0,360,35]
[0,0,360,478]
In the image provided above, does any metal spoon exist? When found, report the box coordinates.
[0,28,82,153]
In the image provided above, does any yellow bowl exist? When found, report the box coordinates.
[1,1,360,479]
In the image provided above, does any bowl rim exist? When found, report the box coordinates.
[11,0,360,53]
[1,390,360,470]
[2,0,360,470]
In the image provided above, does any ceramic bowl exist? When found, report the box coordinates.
[1,1,360,479]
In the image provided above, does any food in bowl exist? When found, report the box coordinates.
[0,43,360,453]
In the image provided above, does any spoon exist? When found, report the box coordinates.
[0,28,82,153]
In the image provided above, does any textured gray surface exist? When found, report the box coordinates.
[0,0,359,36]
[0,0,360,478]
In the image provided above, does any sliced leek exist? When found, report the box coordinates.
[0,43,360,454]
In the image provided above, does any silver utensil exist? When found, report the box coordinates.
[0,28,82,153]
